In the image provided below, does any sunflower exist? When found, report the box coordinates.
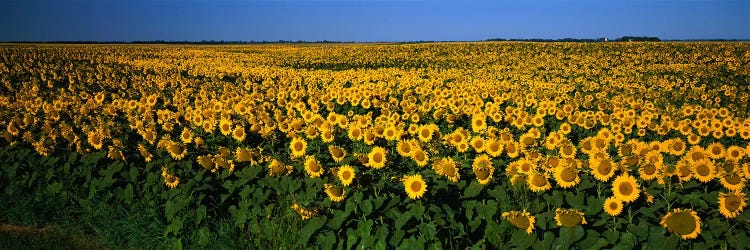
[268,159,293,176]
[502,210,535,234]
[166,142,188,160]
[590,158,616,182]
[337,165,355,186]
[411,149,429,167]
[559,142,577,159]
[196,155,214,170]
[433,157,460,183]
[692,159,716,183]
[138,144,153,162]
[718,190,747,219]
[232,126,246,142]
[485,138,503,157]
[555,208,587,227]
[399,139,417,155]
[402,174,427,200]
[383,125,400,141]
[719,172,745,191]
[289,137,307,159]
[363,130,376,145]
[291,203,317,220]
[674,159,693,182]
[367,146,387,169]
[235,147,253,162]
[470,136,486,153]
[603,197,623,216]
[219,118,233,136]
[527,171,552,192]
[304,156,324,178]
[707,142,725,159]
[180,127,193,144]
[612,174,640,203]
[660,208,701,240]
[505,141,521,158]
[472,154,494,185]
[471,113,487,133]
[162,167,180,189]
[417,125,434,142]
[87,131,103,150]
[324,183,346,202]
[553,165,580,189]
[328,145,347,163]
[725,146,745,162]
[685,146,707,164]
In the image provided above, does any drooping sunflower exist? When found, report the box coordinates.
[367,146,387,169]
[166,142,188,160]
[603,197,623,216]
[555,208,587,227]
[402,174,427,200]
[291,203,317,220]
[433,157,460,183]
[328,145,347,163]
[692,159,716,183]
[138,143,153,162]
[289,137,307,159]
[502,210,536,234]
[472,154,495,185]
[268,159,293,176]
[304,155,324,178]
[324,183,346,202]
[337,165,355,186]
[718,190,747,219]
[527,171,552,192]
[612,174,640,203]
[553,165,580,189]
[660,208,701,240]
[162,167,180,189]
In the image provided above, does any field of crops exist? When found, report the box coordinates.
[1,42,750,249]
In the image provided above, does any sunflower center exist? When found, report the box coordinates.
[475,167,490,179]
[619,182,633,196]
[328,186,343,196]
[443,164,456,177]
[342,171,351,180]
[332,148,344,158]
[373,153,383,163]
[294,142,304,151]
[558,212,583,227]
[696,164,710,176]
[520,163,531,173]
[561,168,577,182]
[725,173,742,185]
[712,147,722,155]
[666,212,698,236]
[562,145,573,155]
[642,164,656,175]
[410,181,422,192]
[489,143,499,152]
[691,152,704,162]
[608,201,619,210]
[597,161,612,175]
[414,151,426,162]
[509,215,530,230]
[532,174,548,187]
[678,166,691,178]
[309,162,321,172]
[726,196,742,212]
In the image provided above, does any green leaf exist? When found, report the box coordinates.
[195,205,206,225]
[361,200,374,216]
[297,216,328,246]
[389,229,405,246]
[394,211,412,230]
[627,222,648,239]
[317,231,336,250]
[461,181,484,199]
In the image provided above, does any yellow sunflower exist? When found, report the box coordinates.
[367,146,387,169]
[590,158,616,182]
[337,165,356,186]
[603,197,623,216]
[559,142,577,159]
[304,155,324,178]
[660,208,701,240]
[166,142,188,160]
[138,144,153,162]
[87,131,103,150]
[725,146,745,162]
[180,127,193,144]
[396,139,414,157]
[720,172,745,191]
[219,118,233,136]
[232,126,246,142]
[328,145,347,163]
[706,142,725,159]
[291,203,317,220]
[555,208,587,227]
[472,154,494,185]
[718,190,747,219]
[411,149,429,167]
[553,165,580,189]
[612,174,640,203]
[502,210,536,234]
[527,171,552,192]
[485,138,503,157]
[402,174,427,200]
[324,183,346,202]
[692,159,716,183]
[162,167,180,189]
[433,157,460,183]
[470,136,486,153]
[289,137,307,159]
[268,159,293,176]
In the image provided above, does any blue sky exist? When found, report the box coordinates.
[0,0,748,42]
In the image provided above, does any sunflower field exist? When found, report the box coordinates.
[1,42,750,249]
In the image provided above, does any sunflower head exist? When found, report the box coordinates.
[324,183,346,202]
[502,210,535,234]
[367,147,387,169]
[612,174,640,203]
[304,156,324,178]
[328,145,347,163]
[660,208,701,240]
[603,197,623,216]
[718,190,747,219]
[402,174,427,200]
[289,137,307,158]
[337,165,355,186]
[555,208,587,228]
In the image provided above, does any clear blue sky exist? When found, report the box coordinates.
[1,0,748,42]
